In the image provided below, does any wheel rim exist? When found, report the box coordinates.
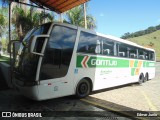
[79,83,88,94]
[76,80,91,98]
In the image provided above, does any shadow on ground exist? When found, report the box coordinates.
[0,84,159,119]
[0,68,9,90]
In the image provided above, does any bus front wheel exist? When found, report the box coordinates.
[76,79,90,98]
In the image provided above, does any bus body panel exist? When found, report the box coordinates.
[37,77,74,100]
[75,53,155,91]
[14,80,39,100]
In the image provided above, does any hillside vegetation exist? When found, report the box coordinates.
[127,30,160,61]
[121,24,160,39]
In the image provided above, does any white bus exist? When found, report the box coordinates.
[13,22,156,100]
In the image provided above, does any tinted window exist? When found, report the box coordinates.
[77,32,98,54]
[77,32,115,56]
[77,31,155,61]
[99,37,114,56]
[138,49,155,61]
[144,50,149,60]
[118,43,128,57]
[128,46,137,59]
[14,23,51,81]
[149,51,155,61]
[138,49,145,59]
[40,25,77,80]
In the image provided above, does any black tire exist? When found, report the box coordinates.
[144,73,149,82]
[138,73,144,85]
[76,79,90,98]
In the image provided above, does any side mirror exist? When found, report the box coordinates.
[30,35,49,56]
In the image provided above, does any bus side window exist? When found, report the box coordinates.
[145,55,149,60]
[139,55,145,59]
[130,53,136,58]
[78,31,98,54]
[119,52,125,57]
[85,45,89,51]
[138,49,144,60]
[149,52,155,61]
[95,40,101,54]
[99,37,114,56]
[118,43,128,57]
[145,54,149,60]
[103,49,110,55]
[40,25,77,80]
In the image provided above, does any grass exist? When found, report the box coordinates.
[128,30,160,61]
[0,55,10,64]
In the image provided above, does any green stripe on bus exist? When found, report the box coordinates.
[131,68,136,76]
[76,55,84,67]
[143,61,146,67]
[143,61,155,67]
[134,60,138,67]
[144,62,155,67]
[76,55,155,68]
[77,55,129,68]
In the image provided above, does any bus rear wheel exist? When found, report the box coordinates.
[138,73,144,85]
[76,79,90,98]
[144,73,149,82]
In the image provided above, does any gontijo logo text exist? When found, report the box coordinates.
[91,59,117,66]
[77,55,127,68]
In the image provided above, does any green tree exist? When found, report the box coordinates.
[65,5,96,30]
[0,7,8,53]
[1,37,9,52]
[12,6,54,40]
[0,14,6,37]
[0,7,8,38]
[156,24,160,30]
[121,32,130,39]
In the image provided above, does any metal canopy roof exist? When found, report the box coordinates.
[30,0,89,13]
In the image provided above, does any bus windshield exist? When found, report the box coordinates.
[14,23,51,82]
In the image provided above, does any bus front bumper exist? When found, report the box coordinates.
[13,78,41,101]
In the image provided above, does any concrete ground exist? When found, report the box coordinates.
[89,62,160,111]
[81,62,160,120]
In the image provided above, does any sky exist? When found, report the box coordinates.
[87,0,160,37]
[0,0,160,38]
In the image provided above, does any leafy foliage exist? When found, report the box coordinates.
[65,5,96,30]
[128,30,160,61]
[121,24,160,39]
[12,6,54,40]
[0,7,8,37]
[1,37,8,52]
